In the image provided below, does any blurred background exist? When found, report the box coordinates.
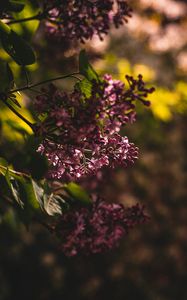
[0,0,187,299]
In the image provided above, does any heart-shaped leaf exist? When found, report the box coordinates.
[0,20,36,65]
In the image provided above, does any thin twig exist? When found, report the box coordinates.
[7,13,43,25]
[3,99,35,131]
[11,72,81,94]
[23,67,30,87]
[0,165,30,178]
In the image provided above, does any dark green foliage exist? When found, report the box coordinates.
[79,50,99,82]
[0,21,36,65]
[64,182,91,206]
[0,61,14,93]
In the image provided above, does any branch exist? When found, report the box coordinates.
[0,165,30,178]
[11,72,81,94]
[7,12,44,25]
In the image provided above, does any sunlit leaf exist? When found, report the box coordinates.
[11,0,40,39]
[5,119,30,137]
[16,176,41,211]
[64,182,91,205]
[43,194,68,216]
[75,78,92,98]
[0,96,33,142]
[0,21,11,35]
[79,50,99,82]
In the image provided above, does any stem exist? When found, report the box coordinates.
[7,12,44,25]
[3,99,35,131]
[11,72,81,94]
[23,67,30,87]
[0,165,30,178]
[3,72,80,131]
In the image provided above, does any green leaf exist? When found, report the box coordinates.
[14,177,44,226]
[43,194,68,216]
[11,0,40,40]
[75,78,92,98]
[0,165,43,214]
[0,21,36,65]
[8,95,21,108]
[16,177,41,211]
[0,61,14,93]
[64,182,91,205]
[0,21,11,35]
[0,164,68,225]
[2,30,36,65]
[5,169,23,207]
[5,119,29,137]
[79,50,99,82]
[0,168,23,207]
[0,157,8,167]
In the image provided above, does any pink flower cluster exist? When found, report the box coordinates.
[43,0,132,42]
[34,74,154,181]
[55,200,148,256]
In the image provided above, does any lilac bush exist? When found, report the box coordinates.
[55,200,148,256]
[0,0,155,257]
[43,0,132,42]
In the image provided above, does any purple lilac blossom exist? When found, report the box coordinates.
[42,0,132,42]
[34,74,154,181]
[55,200,148,256]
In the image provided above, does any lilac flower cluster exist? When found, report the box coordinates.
[42,0,132,42]
[55,200,148,256]
[34,74,154,181]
